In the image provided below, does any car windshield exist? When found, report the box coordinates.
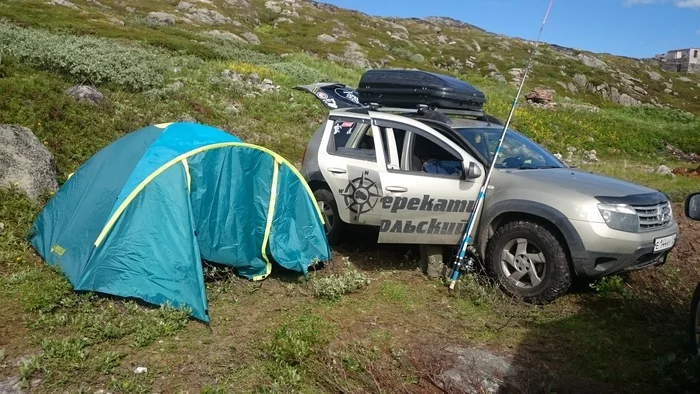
[455,127,566,170]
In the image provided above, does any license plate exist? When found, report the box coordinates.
[654,234,676,252]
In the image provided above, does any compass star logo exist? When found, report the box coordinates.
[339,171,381,215]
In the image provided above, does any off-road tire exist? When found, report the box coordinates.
[485,220,572,304]
[314,188,344,246]
[689,283,700,355]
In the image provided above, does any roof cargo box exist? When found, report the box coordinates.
[357,69,486,112]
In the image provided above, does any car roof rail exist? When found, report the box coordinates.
[367,103,503,126]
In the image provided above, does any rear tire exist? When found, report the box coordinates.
[485,220,571,304]
[689,283,700,355]
[314,188,344,246]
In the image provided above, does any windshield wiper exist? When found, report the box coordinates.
[518,165,558,170]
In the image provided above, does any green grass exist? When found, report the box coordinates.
[1,1,700,393]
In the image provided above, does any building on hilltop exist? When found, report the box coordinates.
[659,48,700,73]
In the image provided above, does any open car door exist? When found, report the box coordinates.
[294,82,368,110]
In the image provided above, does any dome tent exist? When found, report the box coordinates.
[29,122,331,322]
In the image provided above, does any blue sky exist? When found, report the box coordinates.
[318,0,700,58]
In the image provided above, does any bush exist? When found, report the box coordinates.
[309,258,371,301]
[268,61,331,85]
[0,22,169,91]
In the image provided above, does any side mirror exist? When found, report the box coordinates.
[464,161,482,179]
[685,192,700,220]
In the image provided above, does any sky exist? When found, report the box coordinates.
[318,0,700,59]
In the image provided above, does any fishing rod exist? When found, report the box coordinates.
[447,0,555,292]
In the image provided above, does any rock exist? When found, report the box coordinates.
[147,12,177,26]
[274,17,293,26]
[437,35,448,44]
[0,125,59,203]
[242,32,260,45]
[648,71,662,81]
[654,165,675,178]
[49,0,79,9]
[559,102,600,113]
[108,17,124,26]
[65,85,106,106]
[0,376,22,394]
[577,53,607,69]
[204,30,246,43]
[133,366,148,374]
[126,6,135,12]
[387,21,409,40]
[167,81,184,91]
[472,40,481,52]
[664,88,673,94]
[316,34,337,43]
[584,150,598,162]
[614,93,641,107]
[410,53,425,63]
[265,0,282,13]
[678,77,692,82]
[87,0,110,8]
[438,347,522,394]
[177,1,193,11]
[342,41,370,69]
[185,7,239,25]
[633,86,648,95]
[573,73,587,88]
[225,103,240,115]
[225,0,250,5]
[525,87,553,104]
[587,136,595,143]
[487,63,499,72]
[567,82,579,93]
[663,82,673,89]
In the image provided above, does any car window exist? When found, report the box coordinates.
[456,127,565,169]
[327,119,376,162]
[403,132,463,178]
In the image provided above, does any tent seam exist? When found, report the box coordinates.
[255,159,279,281]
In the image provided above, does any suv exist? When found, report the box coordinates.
[296,69,680,303]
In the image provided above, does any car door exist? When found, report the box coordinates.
[370,114,486,245]
[315,111,388,227]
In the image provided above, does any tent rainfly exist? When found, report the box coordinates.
[29,122,331,322]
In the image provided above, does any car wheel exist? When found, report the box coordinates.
[485,220,572,304]
[689,283,700,355]
[314,188,344,246]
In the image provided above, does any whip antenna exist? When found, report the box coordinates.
[447,0,555,291]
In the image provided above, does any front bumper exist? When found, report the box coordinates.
[569,219,680,278]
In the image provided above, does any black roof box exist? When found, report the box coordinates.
[357,69,486,113]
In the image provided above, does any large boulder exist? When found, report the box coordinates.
[65,85,106,106]
[0,125,58,203]
[147,12,178,26]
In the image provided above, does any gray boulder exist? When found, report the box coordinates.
[578,53,607,69]
[147,12,177,26]
[65,85,106,106]
[648,71,662,81]
[204,30,246,43]
[573,73,588,88]
[316,34,337,43]
[49,0,79,9]
[0,125,58,203]
[243,32,261,45]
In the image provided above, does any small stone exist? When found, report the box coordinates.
[133,366,148,374]
[316,34,337,43]
[49,0,79,9]
[654,165,675,178]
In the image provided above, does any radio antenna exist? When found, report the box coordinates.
[448,0,555,291]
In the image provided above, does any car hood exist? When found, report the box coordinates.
[500,167,667,205]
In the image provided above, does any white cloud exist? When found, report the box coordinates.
[624,0,700,7]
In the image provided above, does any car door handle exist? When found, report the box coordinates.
[385,186,408,193]
[327,167,347,175]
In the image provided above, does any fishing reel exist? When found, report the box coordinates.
[445,245,480,292]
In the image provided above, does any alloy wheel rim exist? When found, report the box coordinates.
[318,201,334,233]
[500,238,547,289]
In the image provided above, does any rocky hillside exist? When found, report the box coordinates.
[2,0,700,114]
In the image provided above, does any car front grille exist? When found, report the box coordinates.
[632,201,672,232]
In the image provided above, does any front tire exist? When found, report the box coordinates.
[314,188,344,246]
[485,220,572,304]
[689,283,700,355]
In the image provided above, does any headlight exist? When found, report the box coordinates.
[597,203,639,232]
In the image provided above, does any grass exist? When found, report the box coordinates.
[1,1,700,393]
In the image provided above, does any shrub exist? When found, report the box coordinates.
[309,258,371,301]
[0,22,169,91]
[268,61,331,85]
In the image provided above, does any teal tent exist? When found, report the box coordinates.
[29,122,331,322]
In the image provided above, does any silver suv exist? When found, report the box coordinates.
[295,70,679,303]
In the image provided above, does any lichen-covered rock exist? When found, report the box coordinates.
[65,85,107,106]
[0,125,58,203]
[147,12,177,26]
[317,34,337,43]
[243,32,260,45]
